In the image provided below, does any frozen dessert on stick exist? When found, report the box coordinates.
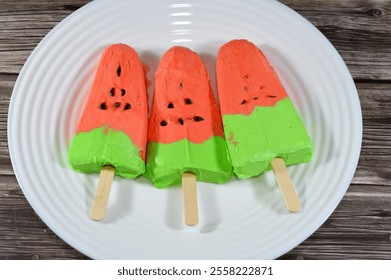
[68,44,148,220]
[216,39,313,212]
[145,46,232,225]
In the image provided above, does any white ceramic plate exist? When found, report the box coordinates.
[8,0,362,259]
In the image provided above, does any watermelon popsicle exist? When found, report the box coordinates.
[68,44,148,220]
[216,40,313,212]
[145,46,232,225]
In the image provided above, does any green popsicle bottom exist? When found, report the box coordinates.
[145,136,232,188]
[223,98,313,179]
[68,126,145,178]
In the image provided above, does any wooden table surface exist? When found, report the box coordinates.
[1,0,390,260]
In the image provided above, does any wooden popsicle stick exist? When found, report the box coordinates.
[271,158,301,213]
[182,172,199,226]
[89,165,115,221]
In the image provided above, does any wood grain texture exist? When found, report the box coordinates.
[271,158,301,213]
[1,0,391,260]
[280,0,391,80]
[0,1,89,74]
[89,166,115,221]
[182,172,199,226]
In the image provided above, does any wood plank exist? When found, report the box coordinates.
[0,0,90,74]
[0,210,87,259]
[0,92,13,176]
[280,0,391,80]
[0,74,16,97]
[0,175,87,259]
[353,83,391,188]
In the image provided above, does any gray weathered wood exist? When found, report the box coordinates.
[1,0,391,260]
[280,0,391,80]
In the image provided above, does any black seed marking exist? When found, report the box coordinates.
[114,102,121,108]
[168,102,174,109]
[124,103,131,110]
[253,97,259,100]
[179,82,183,89]
[243,86,248,92]
[260,85,265,90]
[193,116,204,122]
[117,65,121,76]
[110,87,115,96]
[267,95,276,98]
[100,102,107,110]
[184,98,192,105]
[178,118,184,125]
[160,120,168,126]
[244,74,249,79]
[241,99,247,105]
[121,89,126,96]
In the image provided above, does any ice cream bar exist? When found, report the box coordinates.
[216,39,313,179]
[145,46,232,188]
[68,44,148,179]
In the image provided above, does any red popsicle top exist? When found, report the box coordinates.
[216,39,288,116]
[148,46,224,144]
[77,44,148,159]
